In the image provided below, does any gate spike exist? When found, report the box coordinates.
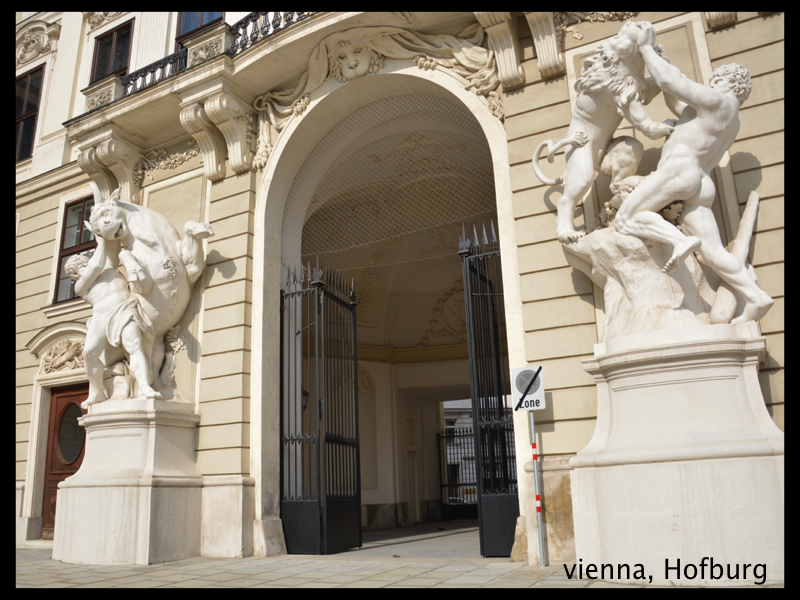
[490,220,498,245]
[472,224,480,249]
[292,267,297,286]
[285,266,291,289]
[482,222,489,249]
[458,222,471,255]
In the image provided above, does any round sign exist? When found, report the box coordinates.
[515,368,541,396]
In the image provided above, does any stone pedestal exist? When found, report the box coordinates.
[52,398,202,565]
[570,323,784,585]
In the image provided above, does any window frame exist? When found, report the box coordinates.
[175,12,225,51]
[90,19,135,85]
[53,196,97,304]
[16,65,45,163]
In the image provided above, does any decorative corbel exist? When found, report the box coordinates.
[76,146,117,200]
[203,92,256,175]
[474,12,525,89]
[94,137,144,204]
[179,101,228,182]
[524,12,565,79]
[705,13,737,31]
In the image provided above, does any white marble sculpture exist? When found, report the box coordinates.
[531,21,674,244]
[613,21,773,324]
[535,21,773,339]
[72,184,213,406]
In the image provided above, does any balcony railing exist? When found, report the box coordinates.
[119,12,315,100]
[229,11,314,56]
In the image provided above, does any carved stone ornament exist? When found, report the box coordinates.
[132,139,202,188]
[252,24,502,168]
[42,339,85,373]
[87,12,124,31]
[188,38,223,68]
[67,184,214,409]
[553,12,639,43]
[704,12,737,30]
[16,22,60,67]
[417,279,467,348]
[532,21,773,340]
[86,89,113,111]
[474,12,525,89]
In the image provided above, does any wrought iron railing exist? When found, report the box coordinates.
[121,49,187,98]
[229,11,314,57]
[119,12,316,99]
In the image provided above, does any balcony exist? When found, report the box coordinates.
[119,12,315,100]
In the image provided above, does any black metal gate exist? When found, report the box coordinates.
[437,425,479,521]
[280,263,361,554]
[458,223,519,557]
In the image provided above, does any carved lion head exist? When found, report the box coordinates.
[328,41,384,83]
[575,21,646,105]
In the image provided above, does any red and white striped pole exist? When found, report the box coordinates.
[528,412,547,565]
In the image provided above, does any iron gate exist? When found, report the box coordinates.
[458,223,519,557]
[280,263,361,554]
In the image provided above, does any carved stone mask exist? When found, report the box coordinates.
[331,43,379,82]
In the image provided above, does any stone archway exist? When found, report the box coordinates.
[250,63,528,555]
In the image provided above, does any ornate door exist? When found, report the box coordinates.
[41,384,88,539]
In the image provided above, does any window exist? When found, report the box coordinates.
[55,197,97,303]
[91,20,133,84]
[176,12,224,50]
[16,66,44,163]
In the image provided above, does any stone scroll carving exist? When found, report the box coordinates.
[252,24,502,169]
[532,21,773,340]
[65,184,214,408]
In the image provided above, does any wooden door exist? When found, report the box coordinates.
[41,385,88,540]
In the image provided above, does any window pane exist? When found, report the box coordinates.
[57,256,76,302]
[58,404,85,463]
[16,77,28,118]
[80,200,96,244]
[17,116,36,162]
[203,12,222,24]
[94,34,113,80]
[180,12,201,35]
[112,25,131,74]
[24,69,42,114]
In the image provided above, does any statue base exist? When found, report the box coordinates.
[570,323,784,585]
[52,398,202,565]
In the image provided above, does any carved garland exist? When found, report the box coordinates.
[416,279,467,348]
[132,140,202,188]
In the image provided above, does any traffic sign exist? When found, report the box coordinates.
[512,366,545,411]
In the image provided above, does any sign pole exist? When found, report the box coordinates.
[528,409,547,566]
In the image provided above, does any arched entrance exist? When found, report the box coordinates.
[251,64,528,557]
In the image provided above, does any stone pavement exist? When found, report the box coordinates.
[16,521,784,588]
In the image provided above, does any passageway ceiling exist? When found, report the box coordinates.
[289,93,497,350]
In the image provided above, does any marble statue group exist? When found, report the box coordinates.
[532,20,773,339]
[66,184,213,408]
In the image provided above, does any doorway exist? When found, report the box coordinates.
[41,384,88,539]
[272,83,516,557]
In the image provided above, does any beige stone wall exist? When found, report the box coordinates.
[195,167,258,476]
[507,12,784,467]
[705,12,784,430]
[16,166,94,484]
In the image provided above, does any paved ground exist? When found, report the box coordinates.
[17,521,783,588]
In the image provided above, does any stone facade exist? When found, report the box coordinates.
[16,12,783,571]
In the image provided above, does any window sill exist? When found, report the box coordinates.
[42,297,91,319]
